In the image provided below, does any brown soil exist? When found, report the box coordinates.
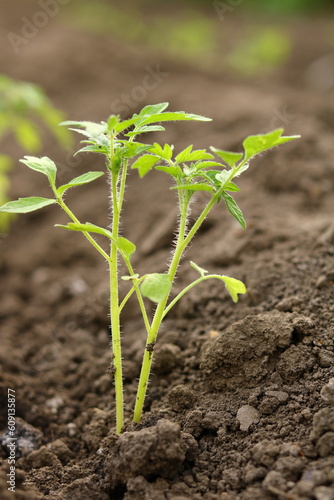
[1,2,334,499]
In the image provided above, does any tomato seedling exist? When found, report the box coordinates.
[0,103,299,433]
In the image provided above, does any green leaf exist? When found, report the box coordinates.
[60,120,107,138]
[175,146,214,163]
[116,237,136,258]
[149,143,174,160]
[225,182,240,192]
[138,111,212,127]
[138,103,169,116]
[141,273,172,303]
[19,156,57,188]
[222,192,246,229]
[219,276,247,303]
[126,125,165,137]
[56,222,112,238]
[243,129,300,160]
[215,170,231,186]
[0,197,56,213]
[118,142,153,158]
[107,115,121,131]
[121,274,139,281]
[190,260,208,277]
[211,148,243,167]
[58,171,104,195]
[171,183,214,193]
[75,145,109,156]
[155,165,182,178]
[131,154,160,177]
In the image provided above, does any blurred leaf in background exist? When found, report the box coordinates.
[0,75,72,233]
[227,27,291,76]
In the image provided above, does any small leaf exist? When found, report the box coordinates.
[58,171,104,195]
[155,165,182,178]
[215,170,231,186]
[225,182,240,192]
[139,111,212,127]
[141,273,171,303]
[219,276,247,303]
[56,222,112,238]
[138,102,170,116]
[149,143,174,160]
[176,146,213,163]
[190,261,208,277]
[116,237,136,258]
[118,142,153,158]
[107,115,121,131]
[20,156,57,188]
[131,154,160,177]
[75,145,109,156]
[222,192,246,229]
[171,183,214,193]
[61,120,107,138]
[121,274,139,281]
[126,125,165,137]
[243,129,300,160]
[211,148,243,167]
[0,197,56,213]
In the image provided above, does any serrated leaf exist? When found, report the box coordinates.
[222,192,246,229]
[0,197,56,213]
[149,143,174,160]
[211,148,243,167]
[243,129,300,160]
[190,260,208,277]
[155,165,182,178]
[19,156,57,187]
[131,154,160,177]
[141,273,171,303]
[116,237,136,258]
[175,146,213,163]
[58,171,104,195]
[171,183,214,193]
[219,276,247,303]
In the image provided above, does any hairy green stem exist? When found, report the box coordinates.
[133,191,188,423]
[109,169,124,434]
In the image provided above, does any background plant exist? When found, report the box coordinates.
[0,103,299,433]
[0,74,71,232]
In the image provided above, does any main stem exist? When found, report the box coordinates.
[109,143,124,434]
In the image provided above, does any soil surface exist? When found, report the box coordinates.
[1,2,334,499]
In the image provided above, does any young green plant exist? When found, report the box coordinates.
[0,103,300,433]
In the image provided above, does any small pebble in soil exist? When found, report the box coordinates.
[236,405,260,431]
